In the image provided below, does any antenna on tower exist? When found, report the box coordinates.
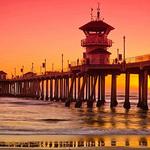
[97,2,100,21]
[90,8,94,21]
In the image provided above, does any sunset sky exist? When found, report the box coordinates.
[0,0,150,87]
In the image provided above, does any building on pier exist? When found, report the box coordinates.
[0,71,7,80]
[79,5,114,65]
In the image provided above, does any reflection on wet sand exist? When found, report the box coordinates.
[75,105,150,131]
[0,135,150,149]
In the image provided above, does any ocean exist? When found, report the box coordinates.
[0,93,150,149]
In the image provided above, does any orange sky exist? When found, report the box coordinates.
[0,0,150,87]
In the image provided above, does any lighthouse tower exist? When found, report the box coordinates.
[79,5,114,64]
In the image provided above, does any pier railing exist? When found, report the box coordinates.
[70,54,150,67]
[125,54,150,63]
[81,38,112,47]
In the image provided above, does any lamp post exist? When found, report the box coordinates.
[21,66,24,76]
[31,63,34,73]
[62,53,64,72]
[123,36,126,63]
[52,63,54,72]
[117,49,119,60]
[14,68,16,78]
[44,59,46,74]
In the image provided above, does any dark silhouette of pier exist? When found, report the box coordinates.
[0,7,150,110]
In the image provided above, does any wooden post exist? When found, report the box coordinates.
[124,73,130,109]
[63,78,66,101]
[137,73,143,107]
[87,75,97,108]
[54,78,58,100]
[110,74,118,108]
[141,70,148,110]
[65,76,75,107]
[60,78,62,100]
[62,78,64,100]
[75,75,87,108]
[20,82,23,97]
[91,75,94,101]
[25,81,27,97]
[33,80,37,98]
[45,79,49,100]
[31,80,34,98]
[85,75,88,101]
[13,81,16,96]
[17,82,19,96]
[97,75,104,107]
[88,75,90,100]
[74,76,76,101]
[98,75,101,100]
[40,79,44,100]
[36,80,40,99]
[57,78,59,100]
[66,77,69,99]
[78,76,81,100]
[101,75,105,103]
[50,78,53,101]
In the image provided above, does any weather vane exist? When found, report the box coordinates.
[90,8,94,21]
[97,2,100,21]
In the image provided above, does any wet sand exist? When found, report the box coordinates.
[0,147,149,150]
[0,134,149,149]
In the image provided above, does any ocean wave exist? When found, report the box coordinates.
[0,128,150,135]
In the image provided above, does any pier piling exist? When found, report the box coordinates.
[124,73,131,109]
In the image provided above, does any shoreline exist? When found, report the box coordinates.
[0,128,150,135]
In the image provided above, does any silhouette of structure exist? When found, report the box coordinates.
[0,6,150,110]
[0,71,7,80]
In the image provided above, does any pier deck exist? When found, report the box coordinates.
[0,60,150,110]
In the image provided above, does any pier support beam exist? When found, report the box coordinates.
[110,74,118,108]
[65,76,75,107]
[50,78,53,101]
[124,73,131,109]
[36,80,40,99]
[62,78,65,101]
[60,78,63,100]
[78,76,81,100]
[137,73,143,107]
[54,78,59,101]
[96,75,103,107]
[45,79,49,100]
[31,80,35,98]
[87,75,97,108]
[40,79,44,100]
[74,77,77,101]
[101,75,106,103]
[140,70,148,110]
[75,75,87,108]
[64,78,66,100]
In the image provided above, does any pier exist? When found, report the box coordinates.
[0,7,150,110]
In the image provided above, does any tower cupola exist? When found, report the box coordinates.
[79,5,114,64]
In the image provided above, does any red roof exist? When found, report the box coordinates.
[79,20,114,32]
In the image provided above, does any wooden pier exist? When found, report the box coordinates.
[0,60,150,110]
[0,7,150,110]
